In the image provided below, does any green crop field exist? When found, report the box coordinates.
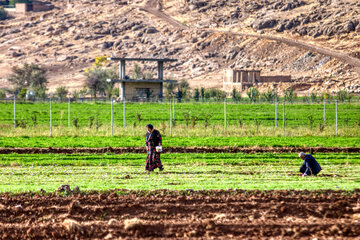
[0,101,359,137]
[0,152,359,193]
[0,136,359,148]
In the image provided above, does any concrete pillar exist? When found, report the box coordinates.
[120,60,126,100]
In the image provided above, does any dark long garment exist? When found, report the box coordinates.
[145,129,163,171]
[300,154,322,176]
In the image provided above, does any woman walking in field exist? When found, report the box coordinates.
[145,124,164,172]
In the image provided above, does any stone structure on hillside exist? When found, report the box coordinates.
[107,57,177,101]
[4,1,54,13]
[223,69,292,92]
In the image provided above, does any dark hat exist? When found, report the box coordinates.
[146,124,153,130]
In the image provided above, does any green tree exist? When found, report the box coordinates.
[8,63,48,98]
[131,63,142,79]
[336,89,351,102]
[262,88,277,102]
[200,87,205,102]
[164,81,177,99]
[72,90,79,101]
[56,86,68,102]
[284,88,297,103]
[193,88,200,102]
[247,87,259,103]
[231,88,241,102]
[0,89,5,99]
[176,79,189,102]
[84,67,115,99]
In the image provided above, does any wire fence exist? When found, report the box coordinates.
[0,97,359,137]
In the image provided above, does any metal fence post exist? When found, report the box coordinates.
[336,100,338,137]
[275,97,278,127]
[173,97,175,120]
[50,98,52,137]
[111,98,114,136]
[170,100,173,137]
[13,95,16,128]
[323,99,326,126]
[123,98,126,128]
[68,97,71,128]
[282,100,285,137]
[224,98,227,137]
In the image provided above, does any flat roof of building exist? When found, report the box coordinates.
[107,57,177,62]
[111,79,177,83]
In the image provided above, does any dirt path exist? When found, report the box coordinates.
[0,146,359,154]
[140,0,360,72]
[0,190,359,239]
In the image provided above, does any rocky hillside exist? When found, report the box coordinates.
[0,0,359,95]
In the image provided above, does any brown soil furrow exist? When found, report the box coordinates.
[0,146,359,154]
[0,190,359,239]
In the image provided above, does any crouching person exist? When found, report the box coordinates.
[299,152,322,177]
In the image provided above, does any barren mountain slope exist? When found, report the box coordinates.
[0,0,359,94]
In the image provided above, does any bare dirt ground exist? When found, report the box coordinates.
[0,190,359,239]
[0,146,359,154]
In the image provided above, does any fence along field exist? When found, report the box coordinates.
[0,99,359,137]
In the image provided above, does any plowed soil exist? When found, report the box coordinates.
[0,146,359,154]
[0,190,359,239]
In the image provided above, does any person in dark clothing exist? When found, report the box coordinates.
[145,124,164,172]
[299,152,322,177]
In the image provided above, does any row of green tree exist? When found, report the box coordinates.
[0,61,354,103]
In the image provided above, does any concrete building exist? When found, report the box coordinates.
[223,69,292,92]
[4,1,54,13]
[107,58,177,101]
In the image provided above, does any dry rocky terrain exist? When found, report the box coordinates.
[0,0,359,95]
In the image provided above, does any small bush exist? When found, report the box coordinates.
[0,7,9,21]
[72,117,79,128]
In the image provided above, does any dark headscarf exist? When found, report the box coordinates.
[146,124,153,130]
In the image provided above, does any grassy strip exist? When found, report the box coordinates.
[0,153,359,192]
[1,136,360,148]
[1,102,359,127]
